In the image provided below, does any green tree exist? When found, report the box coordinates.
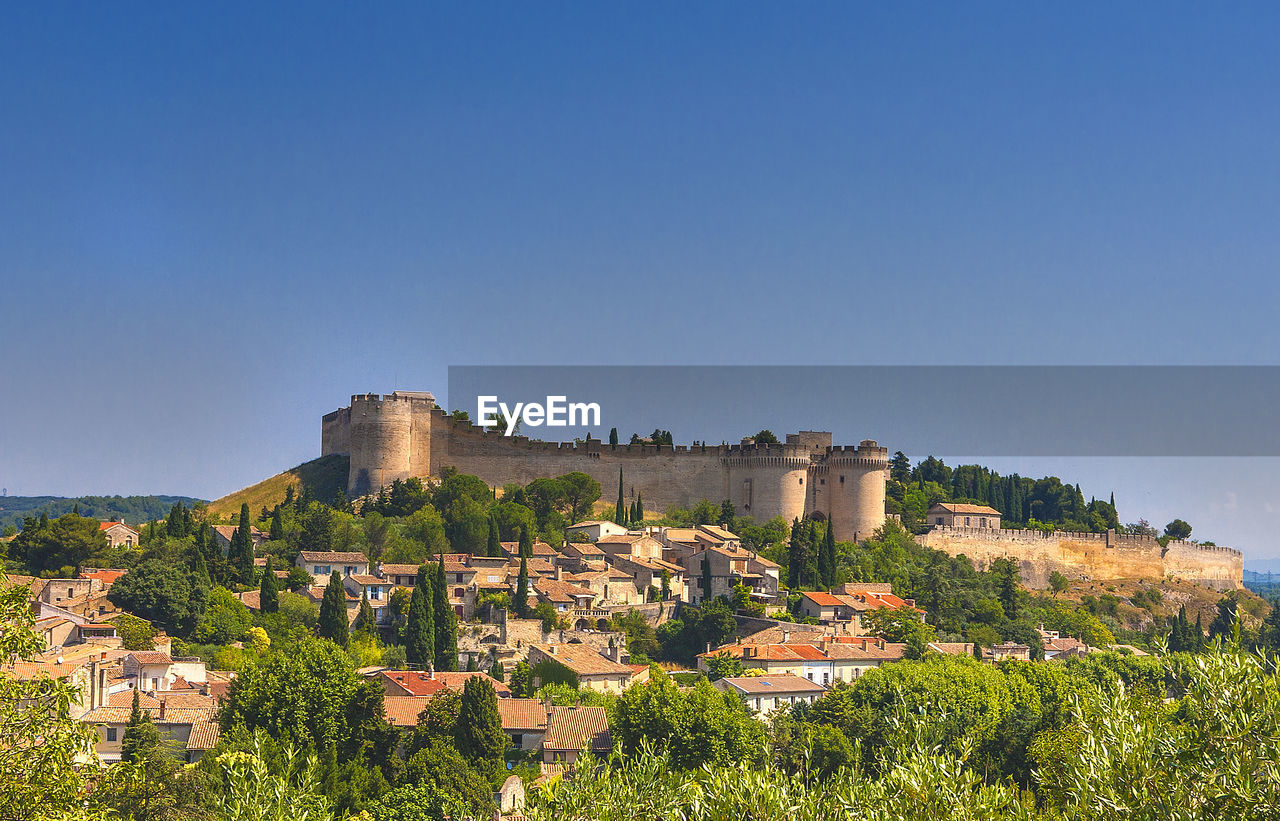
[454,676,507,780]
[228,503,256,585]
[752,429,779,444]
[700,552,714,603]
[611,672,766,769]
[509,661,533,698]
[107,559,208,637]
[1048,570,1069,596]
[404,564,435,669]
[260,556,281,614]
[1163,518,1193,540]
[614,468,627,526]
[318,571,350,648]
[889,450,912,484]
[514,557,530,617]
[9,512,107,575]
[635,492,644,522]
[195,586,254,644]
[432,560,459,671]
[609,427,619,447]
[120,689,166,766]
[485,514,502,558]
[352,587,376,637]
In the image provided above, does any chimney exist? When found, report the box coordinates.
[782,629,790,644]
[554,564,562,581]
[158,701,166,720]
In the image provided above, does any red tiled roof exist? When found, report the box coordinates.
[127,651,173,665]
[497,698,548,732]
[542,706,610,753]
[718,675,827,695]
[383,695,430,727]
[378,670,510,697]
[187,722,221,750]
[299,551,369,564]
[802,592,845,607]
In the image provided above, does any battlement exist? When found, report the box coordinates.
[350,391,436,406]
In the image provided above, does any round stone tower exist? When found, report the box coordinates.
[825,440,889,542]
[346,392,435,496]
[724,440,811,524]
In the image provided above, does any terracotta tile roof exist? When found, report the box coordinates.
[933,503,1001,516]
[108,690,161,708]
[237,590,262,610]
[802,592,845,607]
[542,706,610,753]
[127,651,173,665]
[377,670,510,697]
[346,575,386,586]
[377,563,424,577]
[186,722,221,750]
[531,644,632,677]
[81,705,217,725]
[383,695,430,727]
[718,675,827,695]
[98,521,138,535]
[299,551,369,564]
[497,698,548,732]
[532,579,595,604]
[927,642,976,656]
[79,569,126,585]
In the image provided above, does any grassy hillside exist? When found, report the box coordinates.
[1058,575,1268,634]
[208,454,349,521]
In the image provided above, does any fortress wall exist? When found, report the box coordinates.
[919,526,1243,591]
[348,396,416,495]
[321,408,350,457]
[432,413,728,514]
[725,456,810,524]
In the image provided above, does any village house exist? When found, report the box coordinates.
[564,520,630,541]
[527,643,635,694]
[796,584,923,632]
[498,697,549,750]
[342,573,391,622]
[297,550,370,585]
[714,674,828,715]
[373,669,510,697]
[686,544,781,604]
[924,502,1002,529]
[541,705,610,766]
[565,566,645,607]
[97,520,140,549]
[531,576,598,614]
[699,637,908,685]
[558,541,607,571]
[82,702,220,764]
[499,540,559,561]
[212,524,269,554]
[595,532,665,562]
[606,553,687,602]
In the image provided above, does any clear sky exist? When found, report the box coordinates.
[3,4,1280,558]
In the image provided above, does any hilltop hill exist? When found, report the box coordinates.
[208,454,349,520]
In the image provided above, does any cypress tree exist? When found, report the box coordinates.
[465,653,477,672]
[433,559,459,671]
[614,468,627,526]
[609,427,618,448]
[318,571,349,648]
[259,556,279,614]
[229,503,255,585]
[820,520,837,587]
[514,557,530,617]
[635,492,643,521]
[491,659,504,682]
[404,564,435,669]
[353,587,376,636]
[518,525,533,560]
[269,506,284,541]
[455,677,507,779]
[120,689,162,765]
[1194,612,1205,650]
[701,551,714,603]
[486,515,502,558]
[787,518,804,589]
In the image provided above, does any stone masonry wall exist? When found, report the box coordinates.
[918,526,1243,591]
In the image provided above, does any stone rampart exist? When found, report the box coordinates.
[918,526,1243,591]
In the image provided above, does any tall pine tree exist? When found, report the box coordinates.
[433,559,459,670]
[614,468,627,526]
[514,557,530,617]
[701,551,714,603]
[634,492,644,522]
[454,676,507,780]
[228,503,255,585]
[352,587,376,636]
[404,564,435,669]
[259,556,279,613]
[486,515,502,558]
[518,525,533,560]
[318,571,349,648]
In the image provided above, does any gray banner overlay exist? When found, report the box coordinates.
[446,366,1280,457]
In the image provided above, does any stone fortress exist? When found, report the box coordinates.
[322,391,1243,589]
[322,391,889,542]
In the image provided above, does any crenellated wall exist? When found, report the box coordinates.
[918,525,1243,591]
[320,392,888,540]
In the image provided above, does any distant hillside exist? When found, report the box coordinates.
[0,495,206,531]
[208,454,349,520]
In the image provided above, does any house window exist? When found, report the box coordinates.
[806,672,813,681]
[106,727,117,742]
[370,587,382,600]
[823,671,830,685]
[980,517,987,527]
[936,517,944,525]
[454,587,465,598]
[455,573,464,583]
[964,517,971,526]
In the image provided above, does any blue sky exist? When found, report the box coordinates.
[3,4,1280,559]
